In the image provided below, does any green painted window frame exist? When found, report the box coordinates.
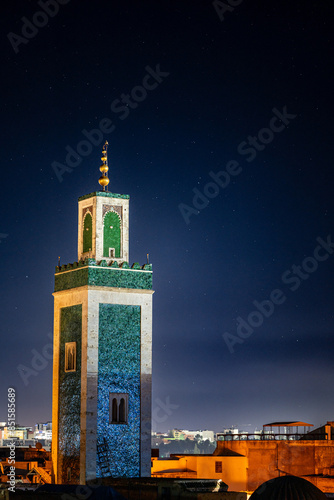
[103,211,121,258]
[83,212,93,253]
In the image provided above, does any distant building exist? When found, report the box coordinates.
[182,430,215,442]
[151,432,169,448]
[170,429,185,440]
[34,422,52,441]
[222,428,239,435]
[2,426,32,440]
[0,422,6,436]
[163,429,215,442]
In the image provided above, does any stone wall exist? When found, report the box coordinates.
[57,305,82,484]
[215,439,334,491]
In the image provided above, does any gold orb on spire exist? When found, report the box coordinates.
[98,175,110,187]
[98,140,109,191]
[100,163,108,173]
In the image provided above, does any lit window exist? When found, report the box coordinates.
[215,461,222,473]
[65,342,76,372]
[109,393,128,424]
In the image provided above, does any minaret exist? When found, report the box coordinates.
[52,143,153,484]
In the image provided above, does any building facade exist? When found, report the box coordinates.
[34,422,52,441]
[214,426,334,494]
[152,422,334,495]
[52,151,153,484]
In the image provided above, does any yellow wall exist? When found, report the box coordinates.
[151,455,248,492]
[152,438,334,494]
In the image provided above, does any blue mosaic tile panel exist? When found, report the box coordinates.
[58,304,82,484]
[97,304,141,478]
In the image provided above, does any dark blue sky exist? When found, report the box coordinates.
[1,1,333,432]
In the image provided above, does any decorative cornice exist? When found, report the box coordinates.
[54,259,153,292]
[78,192,130,202]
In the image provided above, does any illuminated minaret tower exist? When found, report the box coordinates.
[52,142,153,484]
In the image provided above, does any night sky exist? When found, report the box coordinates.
[1,1,333,434]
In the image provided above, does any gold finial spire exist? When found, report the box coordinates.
[98,140,110,191]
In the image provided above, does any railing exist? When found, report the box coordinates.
[216,433,328,441]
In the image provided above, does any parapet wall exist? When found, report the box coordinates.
[54,258,152,292]
[216,439,334,492]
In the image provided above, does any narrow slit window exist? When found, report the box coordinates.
[119,398,126,423]
[65,342,76,372]
[112,398,118,422]
[109,393,128,424]
[215,461,222,473]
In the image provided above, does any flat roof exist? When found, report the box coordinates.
[263,421,313,427]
